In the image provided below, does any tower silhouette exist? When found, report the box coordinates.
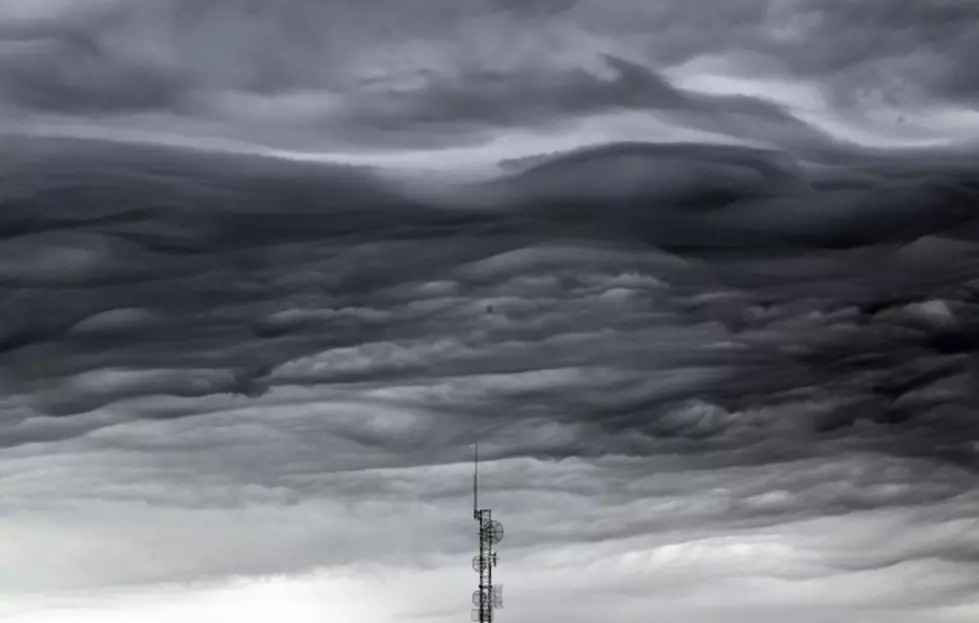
[471,440,503,622]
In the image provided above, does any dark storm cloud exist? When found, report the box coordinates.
[0,35,186,113]
[770,0,979,104]
[3,136,979,487]
[575,0,979,104]
[0,1,186,113]
[1,0,977,151]
[334,55,837,151]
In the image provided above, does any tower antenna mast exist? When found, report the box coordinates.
[473,441,478,517]
[471,439,503,622]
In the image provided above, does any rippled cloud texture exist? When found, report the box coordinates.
[2,2,979,622]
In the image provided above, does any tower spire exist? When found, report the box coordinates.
[473,440,479,518]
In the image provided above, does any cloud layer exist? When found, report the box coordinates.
[2,132,979,621]
[1,0,978,152]
[3,1,979,622]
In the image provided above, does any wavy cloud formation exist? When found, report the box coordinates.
[2,2,979,622]
[1,0,977,152]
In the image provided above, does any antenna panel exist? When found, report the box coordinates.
[493,585,504,608]
[483,520,504,544]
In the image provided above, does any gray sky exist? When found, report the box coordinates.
[2,2,979,622]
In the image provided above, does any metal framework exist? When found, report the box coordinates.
[471,441,503,622]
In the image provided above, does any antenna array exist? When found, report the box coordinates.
[471,440,504,622]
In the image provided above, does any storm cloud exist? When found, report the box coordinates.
[2,2,979,623]
[1,0,977,151]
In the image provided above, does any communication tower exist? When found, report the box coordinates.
[471,441,503,622]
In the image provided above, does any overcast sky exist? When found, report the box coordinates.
[2,2,979,622]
